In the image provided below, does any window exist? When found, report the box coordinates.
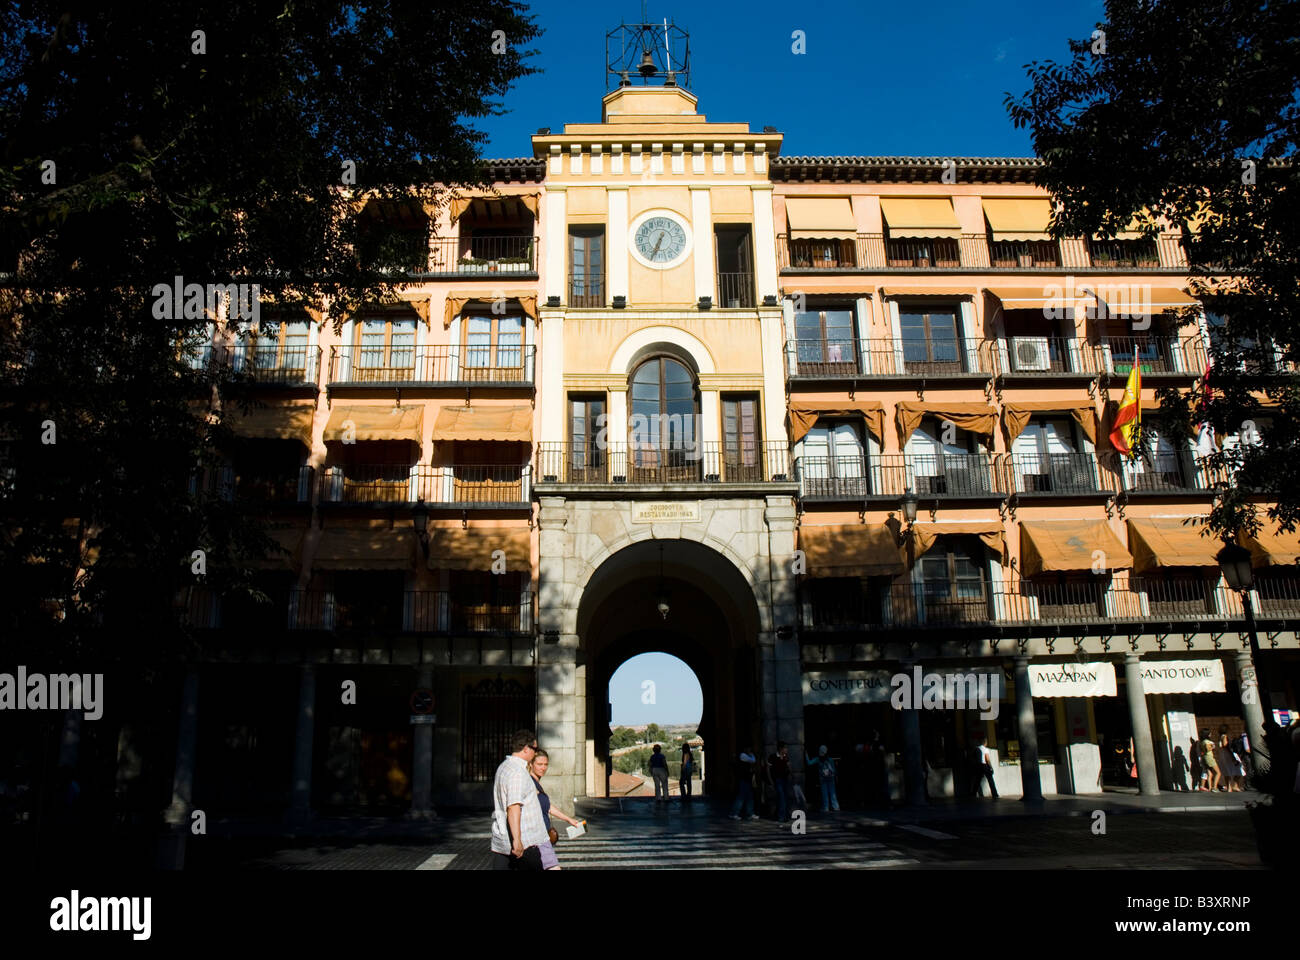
[462,312,523,376]
[568,395,607,482]
[330,572,405,632]
[1088,238,1158,268]
[253,316,311,380]
[449,570,530,633]
[461,676,534,782]
[357,203,430,272]
[1012,418,1093,493]
[1002,311,1072,373]
[803,577,883,628]
[714,226,754,307]
[1206,312,1282,374]
[722,394,761,481]
[569,227,605,307]
[989,239,1060,268]
[1137,567,1216,618]
[628,356,699,481]
[900,306,961,374]
[906,420,988,495]
[794,306,857,374]
[1125,423,1188,491]
[1101,316,1173,374]
[325,439,416,503]
[801,421,865,497]
[914,537,989,624]
[452,441,525,503]
[1025,572,1107,621]
[355,315,416,378]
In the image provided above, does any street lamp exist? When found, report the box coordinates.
[900,488,919,525]
[412,498,430,557]
[1217,541,1274,722]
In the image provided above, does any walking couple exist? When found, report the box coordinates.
[491,729,583,870]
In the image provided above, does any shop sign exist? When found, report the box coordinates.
[1139,660,1226,695]
[1028,661,1116,698]
[803,670,893,705]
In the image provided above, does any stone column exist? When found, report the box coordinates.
[1013,656,1043,802]
[409,664,435,819]
[765,496,803,755]
[1124,653,1160,796]
[287,663,316,824]
[1235,651,1268,776]
[537,497,578,809]
[899,660,927,806]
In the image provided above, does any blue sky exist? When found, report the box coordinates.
[479,0,1109,159]
[609,652,704,727]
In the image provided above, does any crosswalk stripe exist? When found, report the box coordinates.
[897,824,958,840]
[415,853,457,870]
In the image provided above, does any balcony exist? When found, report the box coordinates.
[998,336,1104,377]
[181,588,535,635]
[535,442,792,487]
[785,338,997,379]
[716,272,755,308]
[568,274,605,308]
[327,345,535,386]
[1096,452,1227,494]
[1005,453,1104,495]
[795,454,1001,500]
[222,343,321,386]
[1087,239,1160,269]
[426,236,538,277]
[318,464,531,506]
[800,578,1300,632]
[1100,335,1206,376]
[989,240,1062,268]
[190,465,314,503]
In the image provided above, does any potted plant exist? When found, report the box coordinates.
[498,255,530,274]
[458,255,488,274]
[1246,719,1300,866]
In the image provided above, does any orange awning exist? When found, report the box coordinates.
[1019,520,1133,576]
[909,522,1006,563]
[312,528,415,570]
[1003,402,1098,445]
[228,402,315,445]
[427,527,531,570]
[1089,285,1198,316]
[443,292,539,328]
[987,286,1096,313]
[799,524,906,577]
[1128,518,1219,572]
[1239,526,1300,567]
[879,198,961,239]
[432,405,532,443]
[323,405,424,443]
[789,401,885,445]
[881,287,976,299]
[982,198,1052,242]
[448,192,540,221]
[785,198,857,241]
[896,402,998,441]
[251,526,308,570]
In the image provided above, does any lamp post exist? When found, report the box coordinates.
[1217,541,1273,765]
[899,488,919,543]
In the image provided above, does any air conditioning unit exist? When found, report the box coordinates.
[1011,336,1051,371]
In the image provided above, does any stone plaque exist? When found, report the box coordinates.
[631,501,701,523]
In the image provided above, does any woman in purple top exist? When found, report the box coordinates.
[530,748,581,871]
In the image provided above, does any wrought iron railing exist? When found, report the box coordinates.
[427,235,537,275]
[716,272,755,308]
[221,343,321,385]
[318,464,531,504]
[190,465,314,502]
[327,345,534,384]
[777,233,1182,271]
[795,454,1001,498]
[1099,335,1206,375]
[535,442,791,484]
[785,338,997,377]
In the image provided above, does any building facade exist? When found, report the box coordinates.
[71,75,1300,828]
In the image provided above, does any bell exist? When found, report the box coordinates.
[637,48,656,77]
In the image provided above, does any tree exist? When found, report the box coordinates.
[0,3,541,661]
[1005,0,1300,543]
[643,723,664,744]
[609,727,639,749]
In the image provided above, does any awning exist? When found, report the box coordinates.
[880,287,976,299]
[312,528,415,570]
[798,524,906,578]
[228,402,315,445]
[896,402,998,441]
[443,291,539,328]
[432,405,532,443]
[447,192,540,221]
[1089,285,1198,316]
[909,522,1006,563]
[323,405,424,444]
[987,286,1096,313]
[879,198,962,239]
[982,198,1053,241]
[251,526,307,570]
[789,401,885,445]
[1019,520,1133,576]
[785,198,857,241]
[427,527,531,570]
[1128,518,1219,572]
[1239,526,1300,567]
[1003,402,1098,445]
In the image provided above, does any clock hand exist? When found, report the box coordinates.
[652,234,663,258]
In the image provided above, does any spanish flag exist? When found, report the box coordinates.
[1109,348,1142,456]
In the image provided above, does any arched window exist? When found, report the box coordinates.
[628,355,699,481]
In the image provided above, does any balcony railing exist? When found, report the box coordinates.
[716,272,755,308]
[182,588,535,634]
[427,235,537,276]
[785,338,997,377]
[1005,453,1103,495]
[223,343,321,385]
[884,237,963,268]
[535,442,791,485]
[318,464,531,504]
[190,465,314,502]
[1096,452,1228,493]
[327,345,535,384]
[999,336,1104,376]
[800,578,1300,631]
[795,454,1002,499]
[1100,335,1206,376]
[568,273,605,307]
[989,240,1062,268]
[1087,240,1160,269]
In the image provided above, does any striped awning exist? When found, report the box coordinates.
[323,405,424,444]
[982,198,1053,241]
[879,197,962,239]
[785,198,857,241]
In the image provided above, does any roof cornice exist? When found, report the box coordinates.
[771,156,1043,184]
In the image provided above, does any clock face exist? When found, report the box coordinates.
[633,215,689,266]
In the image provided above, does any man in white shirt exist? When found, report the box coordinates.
[972,733,999,798]
[491,729,549,870]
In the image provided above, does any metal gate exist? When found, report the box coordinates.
[461,676,534,782]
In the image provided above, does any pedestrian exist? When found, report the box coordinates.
[865,729,889,807]
[972,733,998,798]
[807,745,840,812]
[679,743,694,799]
[1170,746,1189,791]
[1198,730,1221,792]
[768,741,793,821]
[490,729,548,870]
[1216,733,1245,792]
[649,744,670,801]
[530,747,582,870]
[1189,737,1204,790]
[729,746,758,820]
